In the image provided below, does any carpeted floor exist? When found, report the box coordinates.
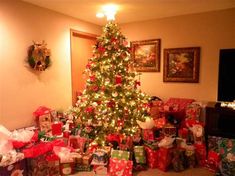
[73,167,214,176]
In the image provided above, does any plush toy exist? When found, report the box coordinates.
[33,106,52,132]
[137,117,155,129]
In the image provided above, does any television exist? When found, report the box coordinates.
[217,49,235,102]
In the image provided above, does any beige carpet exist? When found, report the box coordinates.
[73,167,215,176]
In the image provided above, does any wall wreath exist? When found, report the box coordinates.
[27,41,51,71]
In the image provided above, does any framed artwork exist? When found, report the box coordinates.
[163,47,200,83]
[130,39,161,72]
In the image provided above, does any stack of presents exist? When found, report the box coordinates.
[0,98,235,176]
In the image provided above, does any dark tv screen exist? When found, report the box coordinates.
[217,49,235,102]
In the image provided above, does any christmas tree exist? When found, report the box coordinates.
[68,21,150,145]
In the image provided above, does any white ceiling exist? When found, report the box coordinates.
[23,0,235,26]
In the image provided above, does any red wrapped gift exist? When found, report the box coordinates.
[154,117,166,129]
[204,151,220,172]
[157,147,172,172]
[109,158,133,176]
[194,143,207,166]
[142,129,154,142]
[46,154,60,176]
[23,142,53,176]
[60,162,75,176]
[178,128,189,139]
[144,146,158,168]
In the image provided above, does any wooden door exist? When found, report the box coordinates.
[70,29,97,105]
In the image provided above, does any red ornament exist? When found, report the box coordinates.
[86,61,93,69]
[92,85,99,92]
[115,75,122,85]
[85,106,94,113]
[134,80,141,88]
[98,46,105,53]
[107,100,115,108]
[89,75,96,82]
[123,40,128,46]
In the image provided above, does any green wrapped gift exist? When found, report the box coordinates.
[134,146,146,164]
[218,138,235,159]
[111,149,130,160]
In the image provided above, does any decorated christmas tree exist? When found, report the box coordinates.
[68,21,150,145]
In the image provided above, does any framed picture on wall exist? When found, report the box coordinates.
[130,39,161,72]
[163,47,200,83]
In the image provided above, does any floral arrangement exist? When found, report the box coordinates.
[27,41,51,71]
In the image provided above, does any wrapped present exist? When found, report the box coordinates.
[185,147,196,168]
[134,146,146,164]
[119,136,133,151]
[219,158,235,176]
[157,147,172,172]
[91,149,108,165]
[218,137,235,160]
[178,128,189,140]
[24,142,53,176]
[142,129,154,142]
[68,136,87,152]
[111,149,130,161]
[0,151,24,167]
[0,158,26,176]
[27,153,48,176]
[172,148,186,172]
[205,151,220,173]
[144,146,158,168]
[208,136,221,152]
[194,143,207,166]
[75,164,92,172]
[70,152,82,167]
[185,103,201,121]
[46,154,60,176]
[93,164,108,175]
[154,117,166,129]
[82,154,93,165]
[109,158,133,176]
[162,123,177,137]
[60,161,75,176]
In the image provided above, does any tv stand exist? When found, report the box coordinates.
[205,102,235,139]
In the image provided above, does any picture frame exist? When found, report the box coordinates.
[163,47,200,83]
[130,39,161,72]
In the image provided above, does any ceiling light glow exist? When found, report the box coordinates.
[97,4,118,21]
[96,12,105,18]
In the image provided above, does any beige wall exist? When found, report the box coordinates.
[0,1,101,130]
[121,8,235,102]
